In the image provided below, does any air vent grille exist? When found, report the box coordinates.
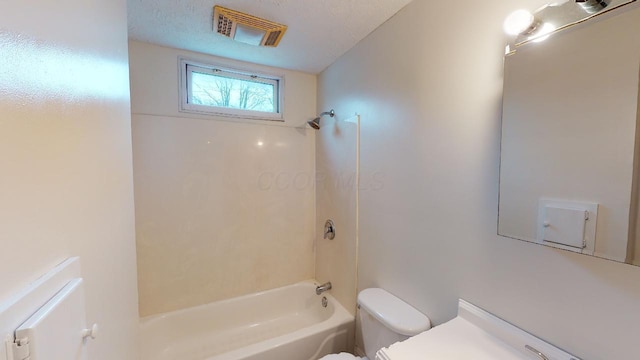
[264,31,282,46]
[216,14,233,36]
[213,6,287,47]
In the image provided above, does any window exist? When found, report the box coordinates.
[181,59,283,120]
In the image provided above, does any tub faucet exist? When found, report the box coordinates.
[316,282,332,295]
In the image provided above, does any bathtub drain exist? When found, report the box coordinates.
[322,296,328,308]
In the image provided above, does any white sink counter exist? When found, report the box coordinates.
[376,300,580,360]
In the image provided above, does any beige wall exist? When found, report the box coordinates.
[315,115,359,315]
[129,42,318,316]
[0,1,139,360]
[318,0,640,359]
[499,9,640,262]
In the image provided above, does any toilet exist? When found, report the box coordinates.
[321,288,431,360]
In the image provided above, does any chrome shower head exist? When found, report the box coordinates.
[307,118,321,130]
[307,109,335,130]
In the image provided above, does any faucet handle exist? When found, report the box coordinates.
[324,220,335,240]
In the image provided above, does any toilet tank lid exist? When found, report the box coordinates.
[358,288,431,336]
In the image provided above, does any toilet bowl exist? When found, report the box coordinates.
[320,353,362,360]
[320,288,431,360]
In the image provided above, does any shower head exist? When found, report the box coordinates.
[307,117,321,130]
[307,109,335,130]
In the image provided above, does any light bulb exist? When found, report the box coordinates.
[504,9,535,36]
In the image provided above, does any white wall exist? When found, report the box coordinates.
[318,0,640,358]
[0,1,139,359]
[129,41,318,316]
[499,9,640,262]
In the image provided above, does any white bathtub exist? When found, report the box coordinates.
[140,281,355,360]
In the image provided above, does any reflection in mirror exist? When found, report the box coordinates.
[498,4,640,266]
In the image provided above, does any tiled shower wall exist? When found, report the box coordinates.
[129,41,318,317]
[315,115,359,315]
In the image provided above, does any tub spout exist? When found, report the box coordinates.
[316,282,332,295]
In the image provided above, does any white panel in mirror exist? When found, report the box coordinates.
[538,199,598,255]
[498,3,640,266]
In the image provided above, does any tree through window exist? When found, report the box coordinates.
[182,61,283,120]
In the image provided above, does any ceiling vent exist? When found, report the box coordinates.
[213,6,288,47]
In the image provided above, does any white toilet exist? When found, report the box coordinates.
[321,288,431,360]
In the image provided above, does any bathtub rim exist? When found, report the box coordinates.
[139,279,350,324]
[139,279,355,360]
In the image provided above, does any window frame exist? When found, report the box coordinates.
[179,58,284,121]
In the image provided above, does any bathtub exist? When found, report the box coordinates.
[140,280,355,360]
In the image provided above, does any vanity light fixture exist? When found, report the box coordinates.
[503,9,537,36]
[530,23,557,42]
[504,0,635,52]
[576,0,610,13]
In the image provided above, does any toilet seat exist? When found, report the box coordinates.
[319,352,363,360]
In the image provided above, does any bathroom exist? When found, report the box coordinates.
[1,0,640,359]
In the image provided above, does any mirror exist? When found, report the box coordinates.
[498,3,640,265]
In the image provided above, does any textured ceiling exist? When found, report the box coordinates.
[127,0,413,74]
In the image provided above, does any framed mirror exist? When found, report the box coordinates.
[498,2,640,265]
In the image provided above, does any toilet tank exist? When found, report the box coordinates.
[357,288,431,360]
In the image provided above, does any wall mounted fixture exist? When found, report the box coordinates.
[504,0,636,51]
[503,10,537,36]
[307,110,335,130]
[323,219,336,240]
[577,0,610,13]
